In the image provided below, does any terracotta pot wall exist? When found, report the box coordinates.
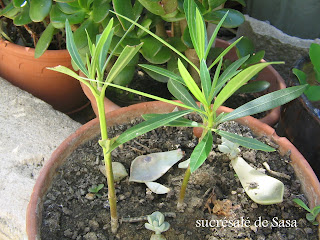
[0,40,88,114]
[26,101,320,239]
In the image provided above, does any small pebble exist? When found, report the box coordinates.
[85,193,95,200]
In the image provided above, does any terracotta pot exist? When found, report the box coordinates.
[215,38,287,126]
[0,39,88,114]
[276,57,320,178]
[26,101,320,239]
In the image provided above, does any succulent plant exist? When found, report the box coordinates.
[145,211,170,240]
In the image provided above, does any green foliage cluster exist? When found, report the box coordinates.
[293,43,320,102]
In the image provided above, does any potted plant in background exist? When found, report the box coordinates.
[27,1,320,239]
[0,0,111,113]
[276,43,320,178]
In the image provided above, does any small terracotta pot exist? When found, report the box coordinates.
[215,39,286,126]
[0,39,88,114]
[26,101,320,239]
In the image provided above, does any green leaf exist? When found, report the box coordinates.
[200,59,211,101]
[184,0,207,60]
[218,85,308,123]
[142,114,201,127]
[167,79,199,109]
[215,130,275,152]
[113,0,135,30]
[305,85,320,102]
[312,206,320,217]
[92,0,110,23]
[178,59,207,105]
[65,19,89,76]
[110,10,199,72]
[204,8,244,28]
[13,0,25,8]
[212,62,278,112]
[57,2,82,14]
[0,3,16,18]
[90,19,114,76]
[13,3,32,26]
[310,43,320,70]
[236,80,270,94]
[74,18,99,50]
[293,68,307,85]
[138,0,178,16]
[106,43,143,83]
[292,199,311,212]
[236,36,254,58]
[209,37,243,70]
[139,64,184,85]
[50,4,86,29]
[245,50,265,66]
[140,36,172,64]
[109,110,193,152]
[190,131,213,172]
[205,11,228,59]
[208,58,223,102]
[30,0,52,22]
[207,0,227,9]
[34,22,55,58]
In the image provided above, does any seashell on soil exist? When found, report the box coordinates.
[129,149,184,183]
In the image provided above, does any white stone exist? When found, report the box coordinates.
[0,77,81,239]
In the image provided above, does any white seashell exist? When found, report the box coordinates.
[129,149,184,183]
[99,162,128,182]
[145,182,170,194]
[178,158,190,168]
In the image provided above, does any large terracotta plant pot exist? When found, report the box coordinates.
[26,101,320,239]
[276,57,320,178]
[0,40,88,114]
[80,39,286,126]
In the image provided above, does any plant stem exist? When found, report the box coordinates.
[96,96,118,233]
[177,166,191,210]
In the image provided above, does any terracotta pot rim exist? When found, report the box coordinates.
[26,102,320,239]
[0,39,70,58]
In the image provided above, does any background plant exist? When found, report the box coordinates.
[293,198,320,225]
[0,0,111,58]
[49,18,142,233]
[103,0,307,208]
[293,43,320,102]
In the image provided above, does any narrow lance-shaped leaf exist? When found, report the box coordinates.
[97,81,205,114]
[65,19,89,76]
[109,10,199,73]
[90,18,114,75]
[142,114,201,128]
[105,43,143,84]
[190,131,213,173]
[34,22,55,58]
[210,55,250,100]
[212,62,280,112]
[167,79,199,110]
[139,64,185,85]
[205,11,228,59]
[214,130,275,152]
[218,85,308,123]
[108,110,193,152]
[208,58,223,103]
[200,59,211,101]
[178,59,208,106]
[209,37,243,70]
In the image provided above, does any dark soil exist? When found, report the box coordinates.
[40,117,318,240]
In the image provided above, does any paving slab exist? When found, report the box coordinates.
[237,15,320,82]
[0,77,82,239]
